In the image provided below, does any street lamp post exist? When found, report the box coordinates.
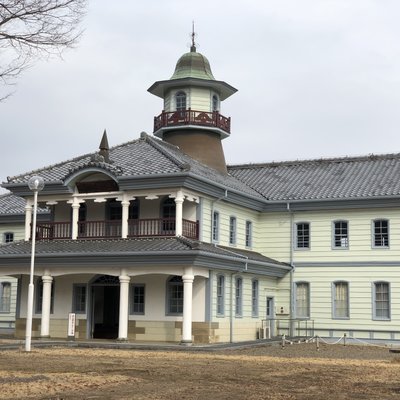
[25,176,45,352]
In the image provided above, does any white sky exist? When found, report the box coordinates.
[2,0,400,194]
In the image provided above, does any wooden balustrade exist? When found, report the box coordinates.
[35,219,199,240]
[153,109,231,134]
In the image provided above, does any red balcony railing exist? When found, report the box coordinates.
[35,219,199,240]
[153,109,231,134]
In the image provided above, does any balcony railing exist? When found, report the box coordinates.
[35,219,199,240]
[153,109,231,134]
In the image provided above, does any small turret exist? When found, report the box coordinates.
[148,33,237,174]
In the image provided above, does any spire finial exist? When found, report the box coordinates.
[190,21,196,52]
[98,129,110,163]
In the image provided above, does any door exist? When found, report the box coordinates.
[266,297,275,338]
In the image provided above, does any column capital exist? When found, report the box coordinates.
[182,274,194,283]
[119,275,130,284]
[42,275,53,283]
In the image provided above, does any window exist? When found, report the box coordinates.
[333,221,348,249]
[167,276,183,315]
[216,275,225,316]
[212,94,219,112]
[0,282,11,312]
[162,198,176,234]
[252,279,259,317]
[296,223,310,249]
[373,282,390,320]
[235,277,243,317]
[373,219,389,247]
[212,211,219,242]
[295,282,310,318]
[35,279,54,314]
[130,284,145,315]
[245,221,252,247]
[332,281,349,318]
[229,217,236,245]
[176,91,187,111]
[72,284,86,314]
[3,232,14,243]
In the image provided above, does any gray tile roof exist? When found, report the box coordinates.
[0,193,49,215]
[228,154,400,201]
[5,134,262,199]
[0,237,288,268]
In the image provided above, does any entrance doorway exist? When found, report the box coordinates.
[90,276,120,339]
[266,296,275,338]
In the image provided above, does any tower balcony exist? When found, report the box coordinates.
[153,109,231,138]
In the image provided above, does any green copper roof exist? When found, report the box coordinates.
[170,48,215,80]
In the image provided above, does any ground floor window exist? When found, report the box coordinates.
[167,276,183,315]
[332,281,349,318]
[295,282,310,318]
[235,277,243,317]
[130,284,145,315]
[373,281,390,320]
[216,275,225,316]
[0,282,11,312]
[73,284,87,314]
[252,279,259,317]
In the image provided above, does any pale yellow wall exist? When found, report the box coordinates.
[164,88,214,112]
[0,224,25,243]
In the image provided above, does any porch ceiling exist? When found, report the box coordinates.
[0,237,291,277]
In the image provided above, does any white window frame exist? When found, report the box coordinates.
[0,282,11,313]
[212,211,219,243]
[372,219,389,248]
[245,220,253,248]
[175,91,187,111]
[130,284,145,315]
[332,281,349,319]
[229,216,237,246]
[166,276,183,316]
[3,232,14,243]
[295,282,310,318]
[295,222,310,250]
[251,279,259,318]
[235,277,243,317]
[332,220,349,249]
[216,275,225,316]
[72,284,87,314]
[372,281,390,320]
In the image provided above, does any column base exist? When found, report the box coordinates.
[40,335,51,340]
[180,340,193,346]
[67,335,75,341]
[116,338,128,342]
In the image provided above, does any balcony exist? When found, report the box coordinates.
[35,218,199,240]
[153,109,231,135]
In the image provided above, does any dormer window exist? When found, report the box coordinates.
[175,91,186,111]
[212,94,219,112]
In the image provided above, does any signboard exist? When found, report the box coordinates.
[68,312,76,339]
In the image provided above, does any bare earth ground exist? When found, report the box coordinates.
[0,342,399,399]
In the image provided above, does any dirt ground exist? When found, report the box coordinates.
[0,342,399,399]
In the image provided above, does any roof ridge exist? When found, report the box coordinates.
[144,134,188,170]
[228,152,400,170]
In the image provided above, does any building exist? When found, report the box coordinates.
[1,41,400,343]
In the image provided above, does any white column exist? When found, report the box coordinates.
[40,275,53,338]
[175,191,184,236]
[181,268,194,345]
[24,201,33,241]
[118,274,130,341]
[71,200,80,240]
[121,200,130,239]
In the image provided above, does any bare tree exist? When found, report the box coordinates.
[0,0,87,99]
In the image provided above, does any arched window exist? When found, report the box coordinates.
[175,91,187,111]
[0,282,11,312]
[166,276,183,315]
[212,94,219,112]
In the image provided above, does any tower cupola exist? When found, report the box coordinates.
[148,36,237,174]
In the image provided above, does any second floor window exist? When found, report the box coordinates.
[176,91,186,111]
[333,221,348,249]
[212,211,219,242]
[373,219,389,247]
[296,223,310,249]
[3,232,13,243]
[245,221,252,247]
[229,217,236,245]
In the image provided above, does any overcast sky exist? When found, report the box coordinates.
[2,0,400,194]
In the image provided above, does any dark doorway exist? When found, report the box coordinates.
[92,285,120,339]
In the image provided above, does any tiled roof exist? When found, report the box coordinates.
[5,134,263,199]
[0,237,288,268]
[0,193,49,215]
[228,154,400,201]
